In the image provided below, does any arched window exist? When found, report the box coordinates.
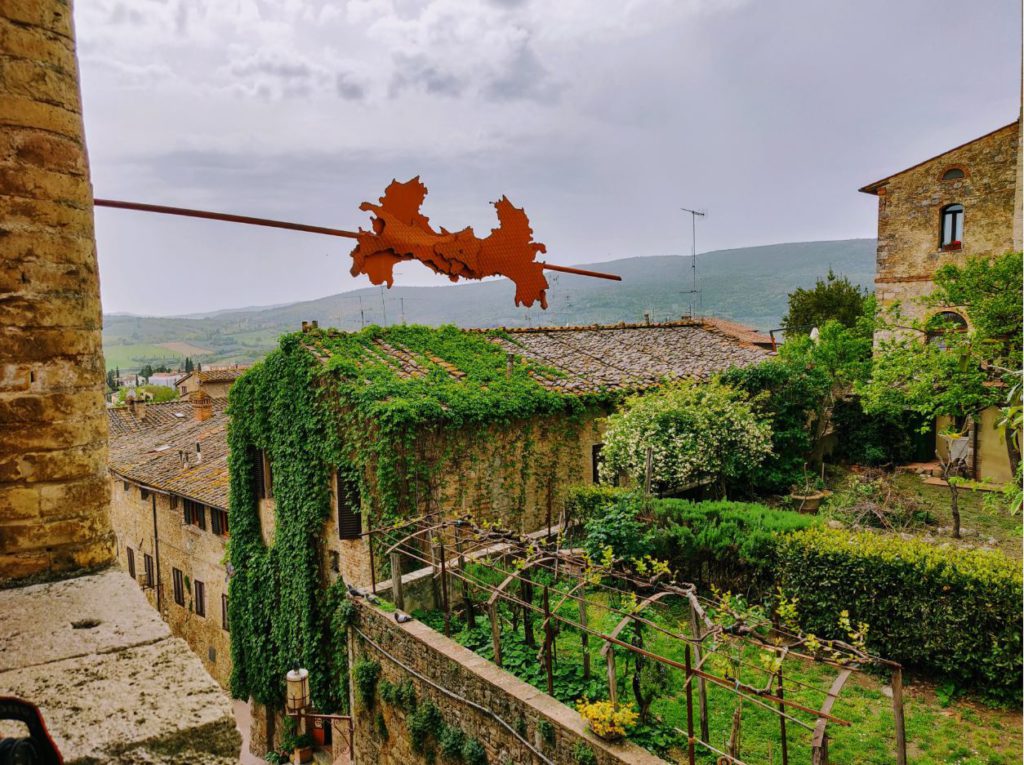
[926,311,968,348]
[941,167,965,180]
[940,204,963,248]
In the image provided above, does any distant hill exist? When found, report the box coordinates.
[102,239,876,371]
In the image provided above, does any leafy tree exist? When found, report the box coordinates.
[781,268,869,336]
[600,379,772,497]
[105,369,116,391]
[859,254,1023,535]
[926,253,1022,366]
[184,356,194,373]
[139,363,153,380]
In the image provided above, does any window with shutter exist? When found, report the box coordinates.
[336,472,362,540]
[222,594,229,631]
[172,568,185,606]
[127,547,136,580]
[194,580,206,617]
[143,554,154,587]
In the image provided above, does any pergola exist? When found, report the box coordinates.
[360,515,908,765]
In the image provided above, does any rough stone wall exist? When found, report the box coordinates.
[109,475,232,688]
[321,413,604,589]
[349,601,667,765]
[0,0,114,579]
[869,121,1019,325]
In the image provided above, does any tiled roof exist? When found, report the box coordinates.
[489,321,771,393]
[308,320,771,395]
[107,400,230,509]
[699,317,775,349]
[176,367,250,386]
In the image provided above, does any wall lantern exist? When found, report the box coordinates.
[286,663,310,714]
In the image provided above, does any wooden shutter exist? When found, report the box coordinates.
[252,448,266,498]
[127,547,136,579]
[194,580,206,617]
[337,473,362,540]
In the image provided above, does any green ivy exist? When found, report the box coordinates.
[354,659,381,707]
[227,324,602,712]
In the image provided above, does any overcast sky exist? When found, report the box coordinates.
[76,0,1021,316]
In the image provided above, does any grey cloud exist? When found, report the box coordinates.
[390,54,467,98]
[335,71,366,101]
[484,44,560,103]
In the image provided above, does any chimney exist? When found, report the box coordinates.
[191,390,213,422]
[195,441,202,464]
[506,352,515,380]
[643,312,651,326]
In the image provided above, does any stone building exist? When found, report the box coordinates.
[177,366,250,399]
[0,0,114,579]
[859,118,1021,482]
[106,397,233,687]
[241,320,771,589]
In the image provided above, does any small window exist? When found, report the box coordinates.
[169,495,179,510]
[143,554,154,587]
[172,568,185,606]
[926,311,968,348]
[941,167,965,180]
[336,472,362,540]
[591,444,604,484]
[140,487,150,501]
[194,580,206,617]
[183,499,206,530]
[940,204,964,248]
[210,508,229,537]
[123,481,130,492]
[222,594,230,631]
[126,547,136,580]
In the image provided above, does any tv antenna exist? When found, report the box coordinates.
[680,207,705,318]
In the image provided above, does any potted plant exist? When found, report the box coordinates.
[575,699,638,742]
[789,468,828,513]
[280,717,315,764]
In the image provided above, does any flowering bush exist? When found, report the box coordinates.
[599,380,772,494]
[575,699,639,740]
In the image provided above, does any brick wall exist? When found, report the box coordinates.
[0,0,114,579]
[349,601,667,765]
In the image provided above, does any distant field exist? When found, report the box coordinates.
[103,342,195,371]
[158,341,213,356]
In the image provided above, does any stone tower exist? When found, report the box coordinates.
[0,0,114,579]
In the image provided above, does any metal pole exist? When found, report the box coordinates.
[579,596,591,681]
[543,586,554,696]
[777,662,789,765]
[685,643,696,765]
[439,539,450,636]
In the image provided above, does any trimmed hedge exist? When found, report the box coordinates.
[567,487,819,594]
[777,528,1023,701]
[650,498,818,594]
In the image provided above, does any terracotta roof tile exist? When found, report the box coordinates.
[107,400,230,509]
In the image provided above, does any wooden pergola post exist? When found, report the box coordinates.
[578,596,590,680]
[688,599,709,741]
[389,551,404,611]
[488,600,502,667]
[892,666,907,765]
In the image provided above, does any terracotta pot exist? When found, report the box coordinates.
[293,746,313,764]
[789,490,827,513]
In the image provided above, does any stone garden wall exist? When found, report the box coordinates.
[349,600,668,765]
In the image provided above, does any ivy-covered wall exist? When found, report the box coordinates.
[227,325,609,715]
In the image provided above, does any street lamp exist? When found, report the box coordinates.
[285,663,310,714]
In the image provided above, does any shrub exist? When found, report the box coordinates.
[600,379,772,495]
[575,699,638,740]
[721,358,830,493]
[581,492,653,562]
[777,527,1023,701]
[461,738,488,765]
[650,498,818,594]
[830,398,928,466]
